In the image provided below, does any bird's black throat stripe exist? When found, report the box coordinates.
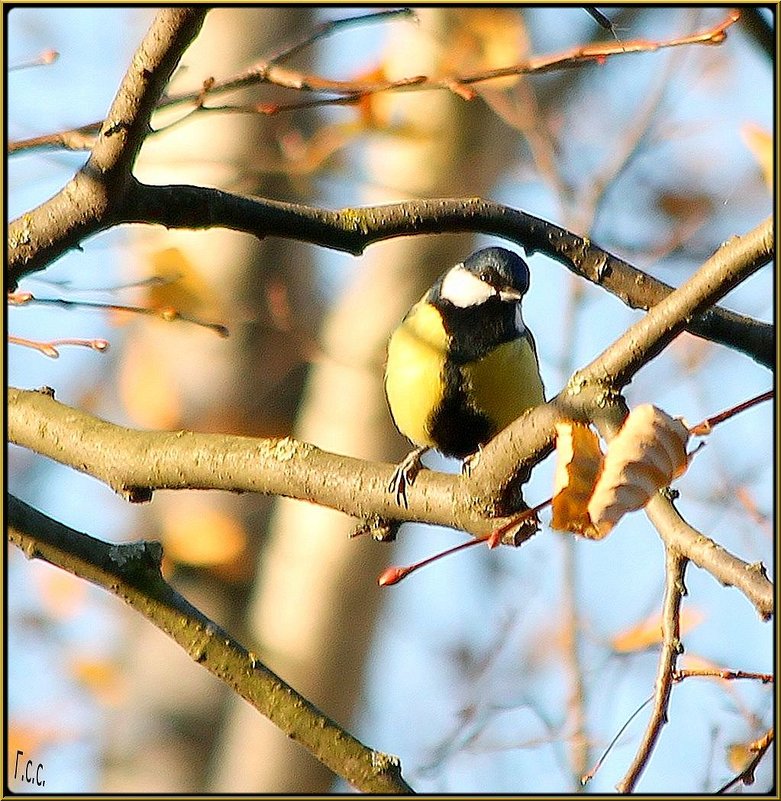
[425,294,525,457]
[428,359,493,458]
[435,295,519,363]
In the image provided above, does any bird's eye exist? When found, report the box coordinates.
[479,271,491,282]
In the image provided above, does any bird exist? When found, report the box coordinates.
[385,246,545,507]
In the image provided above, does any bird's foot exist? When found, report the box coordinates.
[461,446,483,477]
[389,446,428,508]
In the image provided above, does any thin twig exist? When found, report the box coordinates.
[191,11,740,114]
[716,726,774,793]
[673,668,773,684]
[583,5,626,49]
[581,693,654,785]
[8,335,109,358]
[8,11,740,156]
[616,547,688,791]
[9,48,59,71]
[688,389,773,436]
[262,8,415,67]
[11,292,230,337]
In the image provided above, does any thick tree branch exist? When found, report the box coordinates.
[645,494,773,620]
[87,9,208,181]
[8,386,773,619]
[8,218,773,610]
[8,173,775,367]
[7,9,207,283]
[8,183,772,367]
[119,192,771,374]
[123,189,773,369]
[575,215,773,389]
[7,495,414,794]
[6,386,491,537]
[473,215,774,495]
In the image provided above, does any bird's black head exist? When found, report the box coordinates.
[428,247,532,363]
[434,247,530,308]
[463,247,530,296]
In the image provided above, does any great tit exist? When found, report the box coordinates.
[385,246,545,506]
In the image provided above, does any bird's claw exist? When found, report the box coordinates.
[389,447,427,508]
[461,447,482,477]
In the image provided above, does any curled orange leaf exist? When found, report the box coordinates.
[587,405,690,537]
[551,422,604,538]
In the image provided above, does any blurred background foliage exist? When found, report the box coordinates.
[7,6,773,793]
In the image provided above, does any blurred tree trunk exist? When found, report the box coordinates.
[101,8,319,792]
[209,8,524,791]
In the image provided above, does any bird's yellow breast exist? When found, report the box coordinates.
[385,301,448,448]
[385,300,545,452]
[461,334,544,433]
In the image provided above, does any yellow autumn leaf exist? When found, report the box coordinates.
[69,657,126,706]
[588,405,690,537]
[146,247,216,319]
[551,421,605,538]
[726,741,755,774]
[611,607,704,653]
[741,122,773,193]
[162,503,247,570]
[35,567,87,620]
[118,337,182,429]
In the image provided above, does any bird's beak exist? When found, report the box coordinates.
[498,286,523,302]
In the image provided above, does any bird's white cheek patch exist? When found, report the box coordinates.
[440,265,494,307]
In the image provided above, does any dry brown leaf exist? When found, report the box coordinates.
[588,405,690,537]
[551,421,605,538]
[611,607,704,653]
